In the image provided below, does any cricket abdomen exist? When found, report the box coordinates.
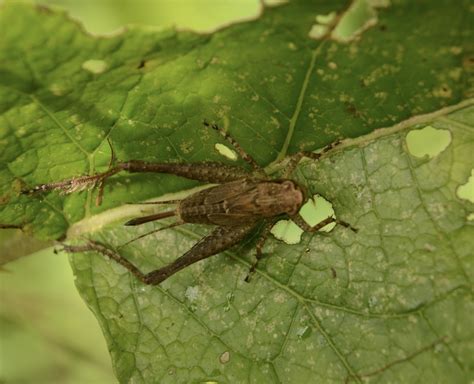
[176,179,306,226]
[178,201,228,225]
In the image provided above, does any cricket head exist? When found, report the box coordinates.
[278,180,307,216]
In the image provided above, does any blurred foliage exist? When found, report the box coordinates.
[38,0,261,34]
[0,246,115,383]
[1,1,260,383]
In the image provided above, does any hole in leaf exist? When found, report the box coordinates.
[271,195,336,244]
[296,325,312,339]
[271,220,302,245]
[214,143,238,161]
[82,59,108,74]
[308,24,330,40]
[456,170,474,203]
[263,0,289,6]
[467,213,474,221]
[332,0,378,42]
[300,195,336,231]
[316,12,337,25]
[311,0,390,43]
[406,126,452,158]
[308,12,336,40]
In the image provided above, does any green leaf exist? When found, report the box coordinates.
[1,1,473,383]
[69,106,473,383]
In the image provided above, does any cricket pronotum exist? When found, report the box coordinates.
[22,121,356,284]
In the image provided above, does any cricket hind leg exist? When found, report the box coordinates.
[22,122,264,197]
[21,160,253,198]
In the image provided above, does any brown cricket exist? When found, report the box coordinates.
[22,121,356,285]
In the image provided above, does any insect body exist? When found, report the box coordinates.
[23,122,356,285]
[173,179,305,226]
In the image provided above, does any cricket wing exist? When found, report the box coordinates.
[202,179,256,205]
[206,212,260,226]
[144,222,257,284]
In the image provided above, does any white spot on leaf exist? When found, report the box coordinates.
[184,286,200,302]
[82,59,107,74]
[219,351,230,364]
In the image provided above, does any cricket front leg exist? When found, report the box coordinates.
[282,139,342,178]
[291,213,357,233]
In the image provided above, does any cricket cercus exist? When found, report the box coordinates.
[23,121,356,285]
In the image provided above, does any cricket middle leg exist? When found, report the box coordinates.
[244,219,278,282]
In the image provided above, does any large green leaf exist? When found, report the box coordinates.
[69,107,474,383]
[1,1,473,383]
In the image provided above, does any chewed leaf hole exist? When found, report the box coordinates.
[332,0,378,42]
[214,143,238,161]
[271,220,302,244]
[406,126,452,158]
[308,12,335,39]
[456,169,474,203]
[308,0,389,42]
[300,195,335,230]
[82,59,108,74]
[263,0,289,6]
[271,195,335,244]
